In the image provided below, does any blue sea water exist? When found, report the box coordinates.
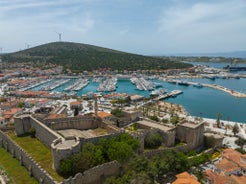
[30,62,246,123]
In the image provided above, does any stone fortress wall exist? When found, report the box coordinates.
[44,116,101,131]
[0,130,58,184]
[8,112,205,184]
[136,121,176,147]
[12,113,124,183]
[51,136,81,171]
[176,122,204,150]
[0,129,122,184]
[14,115,62,148]
[62,160,122,184]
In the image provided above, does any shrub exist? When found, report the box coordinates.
[28,128,36,138]
[149,115,159,122]
[144,132,162,149]
[111,108,123,117]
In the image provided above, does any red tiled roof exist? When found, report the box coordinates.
[97,111,111,119]
[223,148,246,169]
[172,172,200,184]
[205,170,227,184]
[3,108,22,116]
[70,101,81,105]
[231,175,246,184]
[216,158,240,173]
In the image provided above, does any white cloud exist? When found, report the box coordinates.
[157,0,246,53]
[159,0,246,32]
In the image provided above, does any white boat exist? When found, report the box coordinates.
[150,88,167,96]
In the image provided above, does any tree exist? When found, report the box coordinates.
[111,108,123,117]
[225,124,230,135]
[107,142,133,162]
[149,115,159,122]
[28,128,36,138]
[216,113,222,128]
[74,107,79,116]
[117,133,140,150]
[17,101,25,108]
[144,132,163,149]
[170,115,179,126]
[82,143,105,165]
[162,118,169,123]
[192,169,207,184]
[232,123,239,136]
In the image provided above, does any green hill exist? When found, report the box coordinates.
[2,42,192,72]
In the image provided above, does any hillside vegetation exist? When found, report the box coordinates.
[2,42,192,72]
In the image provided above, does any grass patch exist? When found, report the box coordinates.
[0,147,38,184]
[6,131,63,182]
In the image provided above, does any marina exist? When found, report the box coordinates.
[97,77,117,92]
[64,78,89,91]
[19,79,52,91]
[27,65,246,123]
[130,77,154,91]
[41,79,70,91]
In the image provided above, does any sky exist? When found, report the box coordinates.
[0,0,246,55]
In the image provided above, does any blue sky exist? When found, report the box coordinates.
[0,0,245,55]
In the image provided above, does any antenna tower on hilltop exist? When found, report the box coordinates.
[25,43,30,49]
[55,31,62,42]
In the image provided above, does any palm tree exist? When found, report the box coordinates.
[158,104,161,117]
[232,123,239,136]
[216,113,222,128]
[225,124,230,135]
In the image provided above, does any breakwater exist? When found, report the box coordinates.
[165,79,246,98]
